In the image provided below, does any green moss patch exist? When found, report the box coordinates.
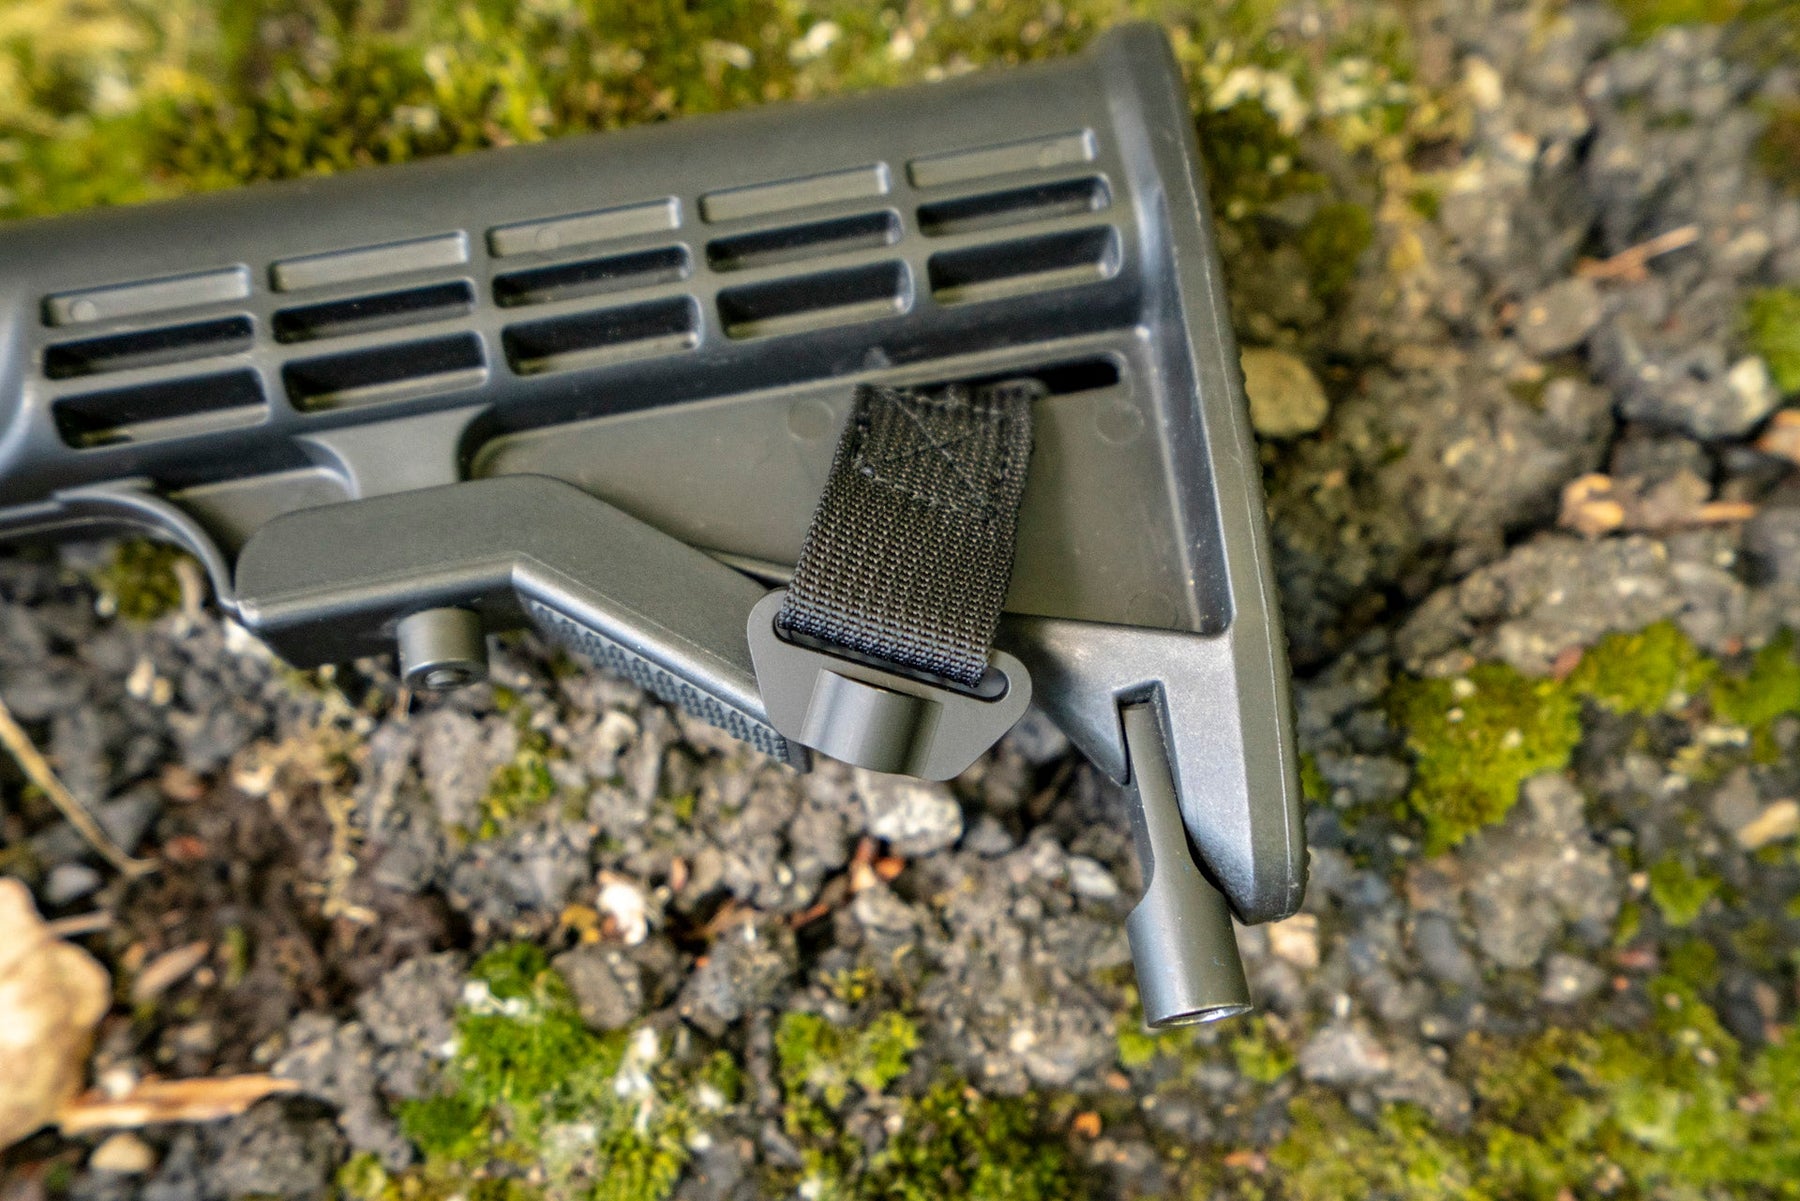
[477,729,561,838]
[1760,101,1800,193]
[1711,630,1800,729]
[1391,625,1799,850]
[1389,664,1583,853]
[774,1009,1077,1200]
[93,538,188,622]
[1229,1015,1297,1084]
[358,943,728,1201]
[1566,621,1717,716]
[776,1011,918,1120]
[1746,288,1800,396]
[1298,201,1376,305]
[1264,980,1800,1200]
[1611,0,1747,39]
[856,1080,1077,1201]
[1647,857,1722,927]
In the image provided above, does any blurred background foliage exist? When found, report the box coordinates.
[0,0,1433,220]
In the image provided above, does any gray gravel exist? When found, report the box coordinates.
[9,3,1800,1198]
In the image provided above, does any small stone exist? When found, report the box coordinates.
[1266,914,1321,970]
[1724,356,1781,434]
[1463,774,1620,968]
[1298,1022,1391,1084]
[850,883,918,934]
[1708,768,1762,837]
[90,1132,156,1174]
[31,788,161,866]
[553,946,644,1032]
[43,863,102,907]
[854,771,963,857]
[1241,348,1330,438]
[1516,278,1602,357]
[212,1102,341,1201]
[1736,800,1800,851]
[677,919,797,1037]
[596,872,649,946]
[962,814,1016,857]
[1375,1045,1472,1129]
[1755,410,1800,466]
[1006,708,1071,766]
[1463,56,1504,111]
[1559,474,1626,538]
[1745,506,1800,585]
[1065,856,1120,901]
[1541,953,1607,1005]
[1412,914,1478,987]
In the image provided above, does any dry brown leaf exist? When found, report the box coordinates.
[57,1076,299,1136]
[0,878,111,1149]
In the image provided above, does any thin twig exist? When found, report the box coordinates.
[1576,224,1701,282]
[43,910,115,939]
[0,693,154,877]
[58,1076,298,1135]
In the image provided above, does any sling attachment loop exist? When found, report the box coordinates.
[749,380,1041,779]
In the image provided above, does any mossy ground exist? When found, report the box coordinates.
[14,2,1800,1199]
[477,726,562,839]
[1389,663,1583,853]
[345,944,727,1201]
[1390,623,1800,851]
[1746,288,1800,396]
[1263,981,1800,1201]
[91,538,189,622]
[774,1006,1080,1200]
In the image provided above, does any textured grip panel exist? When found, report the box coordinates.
[527,601,806,770]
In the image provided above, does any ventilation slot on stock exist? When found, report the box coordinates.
[717,261,908,340]
[493,246,691,308]
[707,211,901,272]
[274,281,475,343]
[917,177,1111,237]
[283,333,487,412]
[43,316,254,380]
[503,297,700,375]
[927,226,1120,306]
[54,370,267,448]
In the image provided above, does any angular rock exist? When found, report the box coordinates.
[1299,1022,1391,1085]
[1241,347,1330,438]
[854,771,963,857]
[210,1102,340,1201]
[678,919,796,1037]
[1463,774,1620,969]
[553,945,645,1032]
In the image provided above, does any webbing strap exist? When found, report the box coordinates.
[778,380,1039,689]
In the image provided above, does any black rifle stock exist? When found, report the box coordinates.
[0,23,1303,1025]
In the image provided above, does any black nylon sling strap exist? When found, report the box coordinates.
[777,379,1041,689]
